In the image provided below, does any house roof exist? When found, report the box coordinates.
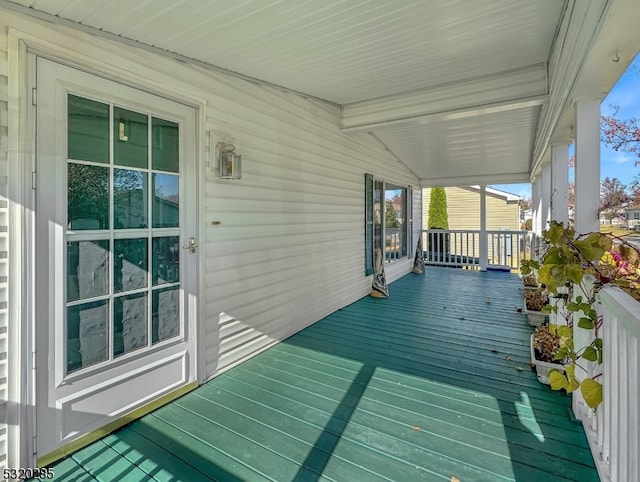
[3,0,638,187]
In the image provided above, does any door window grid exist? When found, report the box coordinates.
[66,94,181,375]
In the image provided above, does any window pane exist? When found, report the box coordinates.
[153,174,179,228]
[67,240,109,302]
[113,293,148,357]
[68,163,109,230]
[67,300,108,373]
[114,169,148,229]
[385,185,407,262]
[152,287,180,344]
[152,236,180,285]
[114,238,148,293]
[68,94,109,163]
[114,107,148,168]
[373,181,383,253]
[152,117,179,172]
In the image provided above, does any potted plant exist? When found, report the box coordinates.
[521,221,640,408]
[523,288,548,326]
[530,324,566,384]
[522,273,540,289]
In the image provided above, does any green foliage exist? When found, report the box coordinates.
[385,200,398,228]
[427,187,449,229]
[581,378,603,408]
[524,220,640,409]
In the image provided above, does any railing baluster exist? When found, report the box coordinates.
[421,229,526,271]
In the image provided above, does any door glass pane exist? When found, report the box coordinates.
[113,293,148,357]
[67,300,109,373]
[67,240,109,302]
[153,287,180,343]
[114,169,148,229]
[65,94,184,375]
[152,236,180,285]
[153,174,179,228]
[114,238,148,293]
[114,107,148,169]
[68,94,109,163]
[68,164,109,230]
[152,118,179,173]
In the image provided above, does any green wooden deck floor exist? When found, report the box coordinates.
[40,268,599,481]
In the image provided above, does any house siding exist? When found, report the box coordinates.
[202,76,417,376]
[423,186,520,230]
[0,10,419,462]
[0,42,9,470]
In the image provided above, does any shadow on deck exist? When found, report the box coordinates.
[41,268,598,482]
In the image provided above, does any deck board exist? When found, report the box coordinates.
[41,268,599,481]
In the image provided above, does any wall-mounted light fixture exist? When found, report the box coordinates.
[217,142,241,179]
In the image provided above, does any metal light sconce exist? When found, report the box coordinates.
[217,142,241,179]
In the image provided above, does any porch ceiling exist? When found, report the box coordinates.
[3,0,638,185]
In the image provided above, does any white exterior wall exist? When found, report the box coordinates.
[1,10,419,464]
[0,36,8,470]
[202,81,416,376]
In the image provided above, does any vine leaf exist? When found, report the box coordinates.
[581,378,603,408]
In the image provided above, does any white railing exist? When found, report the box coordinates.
[421,229,529,270]
[575,286,640,482]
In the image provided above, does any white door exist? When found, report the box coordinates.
[35,58,199,460]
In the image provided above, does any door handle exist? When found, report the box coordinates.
[182,237,198,254]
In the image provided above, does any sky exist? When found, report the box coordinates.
[490,51,640,201]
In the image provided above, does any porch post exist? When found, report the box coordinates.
[551,142,570,225]
[531,176,542,259]
[541,163,552,232]
[574,98,601,233]
[479,185,488,270]
[572,98,602,422]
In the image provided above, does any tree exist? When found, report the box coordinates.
[385,200,398,227]
[599,177,628,222]
[427,187,449,229]
[601,113,640,164]
[630,177,640,205]
[427,187,449,258]
[519,198,532,211]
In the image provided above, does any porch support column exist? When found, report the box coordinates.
[531,177,541,236]
[541,163,552,232]
[574,98,601,233]
[531,176,542,259]
[479,185,488,271]
[572,98,602,422]
[551,142,570,225]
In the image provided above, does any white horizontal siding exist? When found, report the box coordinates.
[0,10,418,390]
[0,44,8,470]
[202,74,416,376]
[423,187,520,231]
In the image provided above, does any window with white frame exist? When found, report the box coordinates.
[364,175,410,273]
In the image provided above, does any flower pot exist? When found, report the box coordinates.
[524,307,547,326]
[523,289,548,325]
[530,334,564,384]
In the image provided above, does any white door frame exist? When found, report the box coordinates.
[32,57,202,462]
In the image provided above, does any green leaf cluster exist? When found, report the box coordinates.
[427,187,449,230]
[523,221,628,409]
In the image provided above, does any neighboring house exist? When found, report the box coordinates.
[599,209,626,226]
[422,186,521,266]
[422,186,521,231]
[627,205,640,229]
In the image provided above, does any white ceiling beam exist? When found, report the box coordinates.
[420,172,531,188]
[341,63,548,131]
[531,0,611,173]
